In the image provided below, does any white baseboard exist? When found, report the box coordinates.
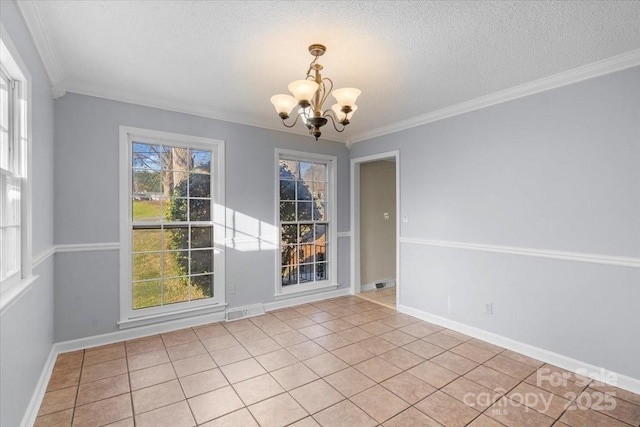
[398,303,640,396]
[56,311,226,354]
[21,346,57,427]
[264,287,350,312]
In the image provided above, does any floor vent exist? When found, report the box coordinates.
[225,304,265,321]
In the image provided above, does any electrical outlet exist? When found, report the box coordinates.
[484,302,493,315]
[229,284,236,295]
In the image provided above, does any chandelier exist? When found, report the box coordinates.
[270,44,361,141]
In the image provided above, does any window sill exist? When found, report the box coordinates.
[0,275,39,316]
[274,282,339,301]
[118,302,227,329]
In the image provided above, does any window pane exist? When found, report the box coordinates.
[170,147,191,172]
[280,160,299,179]
[133,280,162,309]
[297,202,312,220]
[0,76,8,130]
[315,263,328,281]
[299,224,313,243]
[282,266,297,286]
[164,226,189,250]
[132,253,162,281]
[164,250,188,277]
[164,198,187,222]
[280,202,296,221]
[315,224,327,241]
[191,274,213,299]
[280,180,295,200]
[189,174,210,198]
[191,150,211,173]
[297,181,312,200]
[189,199,210,221]
[0,130,8,171]
[133,169,162,195]
[164,277,190,304]
[133,228,161,252]
[299,264,314,283]
[132,143,164,170]
[299,244,314,263]
[132,198,162,222]
[191,226,212,249]
[190,249,213,274]
[312,182,325,201]
[313,202,325,221]
[310,163,327,181]
[299,162,313,180]
[281,224,298,244]
[316,243,327,263]
[281,245,296,267]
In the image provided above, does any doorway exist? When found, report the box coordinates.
[350,151,400,309]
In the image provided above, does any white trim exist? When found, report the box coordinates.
[274,283,339,301]
[56,242,120,253]
[117,303,227,330]
[400,237,640,269]
[0,275,37,316]
[61,312,226,355]
[265,287,350,312]
[336,231,351,238]
[20,346,57,427]
[15,1,64,86]
[32,246,55,268]
[350,151,401,302]
[397,303,640,395]
[349,49,640,144]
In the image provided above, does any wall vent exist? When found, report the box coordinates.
[225,304,265,322]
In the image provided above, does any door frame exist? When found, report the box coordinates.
[350,150,400,306]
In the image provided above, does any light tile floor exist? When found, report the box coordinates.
[357,286,396,309]
[36,296,640,426]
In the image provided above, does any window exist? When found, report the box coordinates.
[120,127,224,323]
[277,150,336,295]
[0,32,30,293]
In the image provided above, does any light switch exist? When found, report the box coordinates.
[402,214,409,223]
[383,212,390,220]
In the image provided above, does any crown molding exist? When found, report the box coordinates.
[349,49,640,145]
[16,0,64,85]
[63,80,349,144]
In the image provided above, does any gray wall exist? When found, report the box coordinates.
[351,66,640,379]
[53,93,351,341]
[0,1,56,426]
[360,160,396,285]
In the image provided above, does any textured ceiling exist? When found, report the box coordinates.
[16,0,640,143]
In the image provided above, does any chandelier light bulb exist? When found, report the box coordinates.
[331,88,361,108]
[288,80,319,103]
[331,103,358,122]
[270,94,299,117]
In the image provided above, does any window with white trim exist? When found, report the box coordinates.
[0,45,29,292]
[120,127,225,322]
[277,150,336,295]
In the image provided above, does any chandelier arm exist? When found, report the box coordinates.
[280,114,302,128]
[319,77,334,111]
[324,112,346,133]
